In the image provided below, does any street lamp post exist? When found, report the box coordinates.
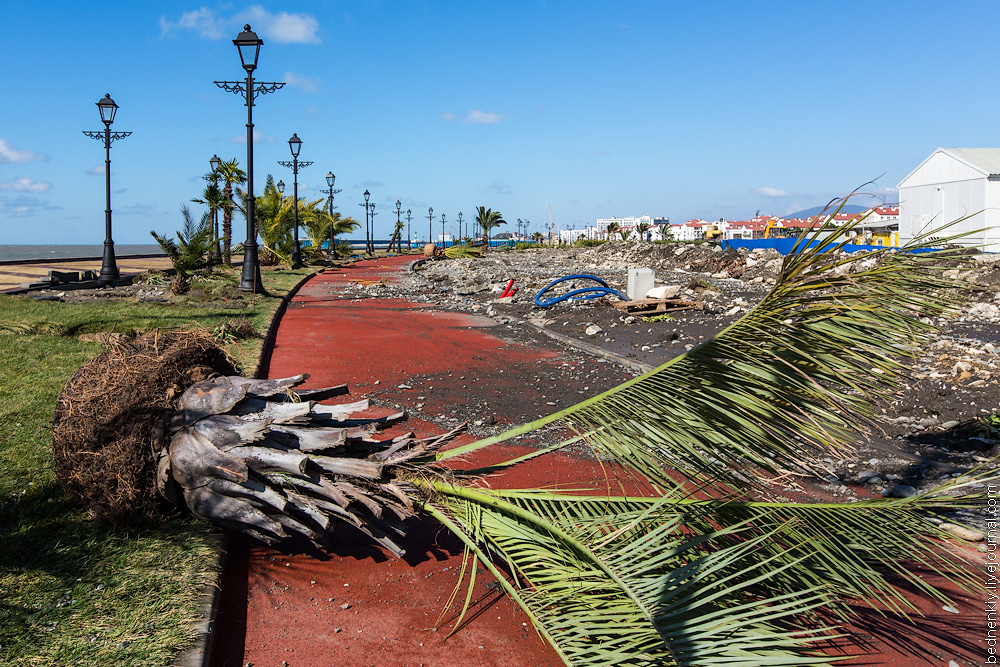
[395,200,402,252]
[369,203,376,253]
[441,213,447,248]
[406,209,412,249]
[427,207,434,245]
[215,24,285,293]
[278,133,312,269]
[321,171,341,261]
[457,211,463,242]
[209,154,222,262]
[361,190,371,255]
[83,94,131,286]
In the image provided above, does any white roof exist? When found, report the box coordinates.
[945,148,1000,175]
[898,148,1000,188]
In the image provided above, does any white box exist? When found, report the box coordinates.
[626,268,654,300]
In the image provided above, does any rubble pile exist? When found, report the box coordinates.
[395,242,1000,523]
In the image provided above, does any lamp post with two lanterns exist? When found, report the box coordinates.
[361,190,371,255]
[320,171,341,261]
[82,94,131,286]
[406,209,412,249]
[394,200,402,252]
[215,24,285,293]
[278,133,312,269]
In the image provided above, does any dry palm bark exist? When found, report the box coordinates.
[156,372,463,555]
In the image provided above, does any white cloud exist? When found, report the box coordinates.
[488,179,512,195]
[0,139,47,164]
[284,72,318,93]
[0,195,44,217]
[440,112,456,122]
[160,5,320,44]
[464,110,503,125]
[751,186,789,198]
[116,203,158,217]
[87,165,106,176]
[355,180,384,189]
[231,129,275,144]
[159,7,226,39]
[0,177,51,193]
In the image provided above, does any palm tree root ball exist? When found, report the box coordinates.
[51,329,457,553]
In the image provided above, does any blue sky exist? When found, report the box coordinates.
[1,1,998,244]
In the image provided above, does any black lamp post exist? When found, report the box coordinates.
[441,213,447,248]
[215,24,285,293]
[406,209,412,249]
[361,190,371,255]
[278,133,312,269]
[83,94,131,286]
[209,154,222,262]
[427,207,434,245]
[395,200,402,252]
[369,203,377,254]
[321,171,341,261]
[457,211,464,242]
[276,180,285,195]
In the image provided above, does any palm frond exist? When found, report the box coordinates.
[422,482,854,667]
[441,216,973,489]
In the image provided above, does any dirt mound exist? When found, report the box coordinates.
[52,329,236,528]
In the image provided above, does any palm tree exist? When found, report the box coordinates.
[475,206,506,246]
[216,159,247,263]
[327,212,361,257]
[60,206,988,665]
[636,220,651,241]
[254,175,294,265]
[605,220,620,239]
[191,180,225,264]
[532,231,544,244]
[149,205,214,294]
[619,228,632,241]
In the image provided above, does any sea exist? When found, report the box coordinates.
[0,245,165,262]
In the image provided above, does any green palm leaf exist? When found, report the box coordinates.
[423,483,846,666]
[441,216,971,490]
[411,210,991,665]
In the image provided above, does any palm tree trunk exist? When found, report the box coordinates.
[223,183,233,263]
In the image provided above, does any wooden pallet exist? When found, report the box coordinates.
[612,298,703,316]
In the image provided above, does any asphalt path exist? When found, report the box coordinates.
[206,254,987,667]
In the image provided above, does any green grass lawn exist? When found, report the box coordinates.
[0,266,312,666]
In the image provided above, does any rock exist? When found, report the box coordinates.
[645,284,681,299]
[939,523,985,542]
[855,470,879,483]
[455,282,488,295]
[940,420,960,430]
[585,324,603,336]
[952,360,973,375]
[917,416,939,428]
[889,484,917,498]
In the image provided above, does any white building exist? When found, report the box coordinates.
[897,148,1000,251]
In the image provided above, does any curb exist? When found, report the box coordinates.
[521,320,655,374]
[173,270,317,667]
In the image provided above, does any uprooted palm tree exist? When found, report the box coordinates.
[150,205,215,294]
[58,204,992,666]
